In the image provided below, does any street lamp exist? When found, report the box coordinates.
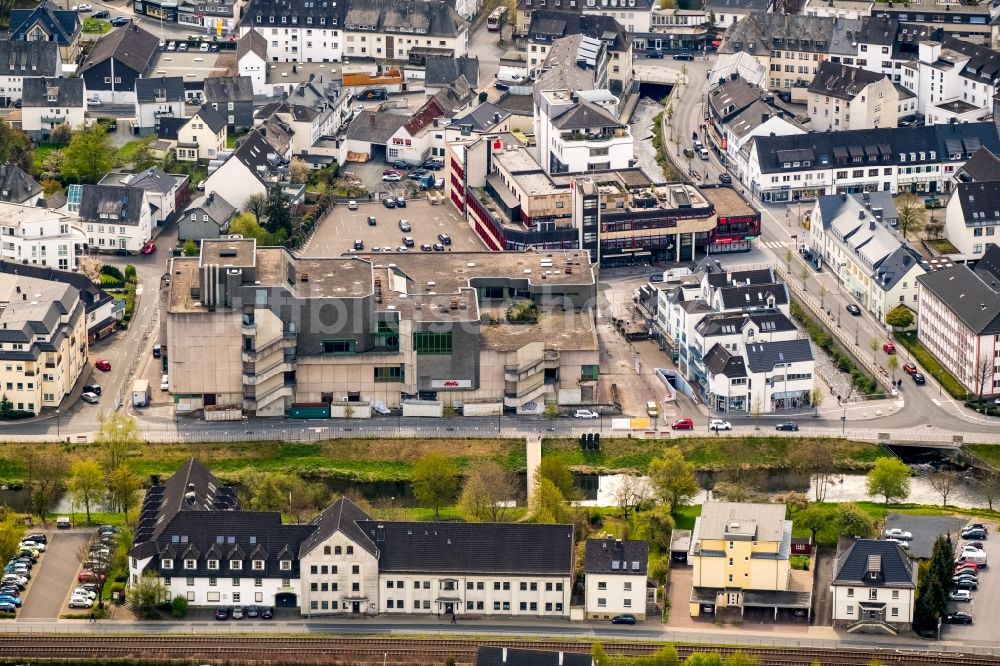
[56,409,60,440]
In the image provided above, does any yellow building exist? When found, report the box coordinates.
[688,502,796,617]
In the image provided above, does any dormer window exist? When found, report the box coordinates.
[280,560,292,571]
[252,559,265,571]
[230,559,242,570]
[184,559,196,570]
[162,559,174,569]
[207,559,219,570]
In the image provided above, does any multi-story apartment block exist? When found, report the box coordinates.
[0,272,87,413]
[166,238,599,416]
[745,122,1000,203]
[945,181,1000,261]
[0,41,60,108]
[69,184,152,254]
[807,62,897,131]
[706,0,773,30]
[133,77,186,137]
[899,39,1000,125]
[647,9,709,52]
[873,1,1000,46]
[131,461,576,616]
[810,192,925,323]
[0,202,87,270]
[688,502,801,618]
[20,76,86,142]
[238,0,470,64]
[917,262,1000,396]
[584,538,648,621]
[803,0,873,20]
[831,539,916,633]
[516,0,656,38]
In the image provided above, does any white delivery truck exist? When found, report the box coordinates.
[131,379,150,408]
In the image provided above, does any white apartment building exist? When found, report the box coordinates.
[20,76,86,141]
[831,539,916,633]
[944,180,1000,261]
[584,538,648,621]
[236,30,268,96]
[807,62,897,132]
[803,0,873,20]
[69,184,152,254]
[0,202,86,270]
[899,39,999,124]
[0,41,60,107]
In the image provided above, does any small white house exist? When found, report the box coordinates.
[236,29,267,97]
[70,184,152,254]
[20,76,85,141]
[134,77,186,137]
[584,538,648,621]
[176,105,228,162]
[830,539,916,633]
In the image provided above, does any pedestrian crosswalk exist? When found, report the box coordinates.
[760,241,789,250]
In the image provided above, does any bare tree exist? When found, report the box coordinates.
[76,255,103,282]
[457,461,519,523]
[895,193,926,241]
[800,265,810,293]
[870,337,880,362]
[980,471,1000,511]
[927,470,958,507]
[750,394,765,431]
[796,437,836,502]
[974,357,993,406]
[611,475,653,518]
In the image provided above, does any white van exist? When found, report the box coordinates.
[957,553,987,567]
[646,401,659,417]
[699,148,710,160]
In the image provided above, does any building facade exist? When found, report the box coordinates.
[830,539,916,633]
[0,202,87,270]
[583,538,648,621]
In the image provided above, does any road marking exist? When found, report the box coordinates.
[760,241,788,249]
[932,399,942,406]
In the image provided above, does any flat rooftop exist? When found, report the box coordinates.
[282,257,374,299]
[493,145,545,173]
[200,237,257,267]
[700,185,756,217]
[479,305,598,352]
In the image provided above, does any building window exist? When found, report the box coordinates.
[413,331,452,355]
[374,366,405,382]
[184,559,196,570]
[255,578,263,587]
[207,560,219,570]
[323,546,331,555]
[230,560,242,570]
[891,590,899,600]
[623,598,631,608]
[597,598,607,607]
[280,560,291,571]
[253,560,265,571]
[162,559,173,569]
[322,339,356,354]
[869,589,877,600]
[847,588,854,598]
[209,577,217,586]
[233,592,240,603]
[846,605,854,615]
[597,581,606,590]
[232,578,240,586]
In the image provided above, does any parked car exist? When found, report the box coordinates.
[199,42,210,52]
[232,605,245,619]
[0,595,21,607]
[352,240,364,251]
[141,241,156,255]
[73,588,97,600]
[718,173,732,184]
[912,372,926,385]
[885,538,909,549]
[952,578,979,590]
[903,363,917,375]
[708,419,732,431]
[437,233,452,245]
[95,359,112,372]
[671,417,694,430]
[347,201,358,210]
[433,243,445,252]
[393,160,413,170]
[110,16,130,25]
[647,49,664,59]
[944,612,974,624]
[399,220,411,232]
[260,606,274,619]
[402,236,414,247]
[882,342,896,354]
[574,409,599,419]
[611,614,637,624]
[71,4,93,11]
[68,596,94,609]
[962,528,988,540]
[775,421,799,431]
[494,81,510,91]
[81,392,99,404]
[24,533,46,544]
[396,196,406,208]
[19,541,44,552]
[177,42,188,52]
[846,303,862,316]
[382,173,402,182]
[92,9,109,18]
[78,570,101,583]
[382,196,396,208]
[420,244,433,251]
[968,523,989,534]
[672,52,695,60]
[367,216,377,226]
[215,606,230,620]
[245,605,259,618]
[884,528,913,540]
[0,602,16,613]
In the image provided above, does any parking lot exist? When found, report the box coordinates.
[942,520,998,642]
[302,199,486,257]
[17,530,90,620]
[883,513,967,560]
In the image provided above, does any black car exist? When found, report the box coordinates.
[92,9,109,18]
[260,606,274,619]
[433,243,445,252]
[846,304,862,316]
[83,384,102,396]
[952,578,978,590]
[912,372,926,385]
[719,173,732,184]
[396,196,406,208]
[409,170,428,180]
[420,244,433,251]
[945,612,974,624]
[402,236,415,247]
[422,159,443,171]
[24,534,46,544]
[672,52,695,61]
[109,16,130,25]
[437,233,452,245]
[393,160,412,170]
[495,81,510,91]
[367,216,377,226]
[776,422,799,431]
[352,240,364,251]
[962,529,988,540]
[382,197,396,209]
[611,614,637,624]
[647,49,664,59]
[245,605,259,618]
[215,607,230,620]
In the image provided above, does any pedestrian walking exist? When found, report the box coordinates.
[451,612,457,624]
[89,611,96,623]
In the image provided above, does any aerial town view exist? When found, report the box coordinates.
[2,0,1000,662]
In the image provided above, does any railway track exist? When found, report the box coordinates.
[0,635,993,665]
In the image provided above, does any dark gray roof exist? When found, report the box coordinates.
[744,338,813,373]
[527,10,629,53]
[477,648,591,666]
[857,16,898,46]
[807,62,886,101]
[100,167,181,195]
[0,164,41,204]
[917,265,1000,335]
[136,76,186,104]
[939,36,1000,87]
[425,55,479,88]
[716,283,788,310]
[720,13,838,57]
[696,311,796,337]
[583,538,648,575]
[228,127,286,185]
[0,259,111,317]
[187,192,236,226]
[873,245,922,292]
[80,23,158,76]
[516,0,655,11]
[705,267,774,288]
[237,28,267,61]
[22,76,83,108]
[705,0,772,11]
[955,181,1000,227]
[203,76,254,103]
[832,539,915,588]
[957,147,1000,183]
[9,1,81,46]
[549,100,622,131]
[703,343,747,377]
[78,184,146,226]
[157,116,186,141]
[753,122,1000,175]
[346,110,407,144]
[973,243,1000,287]
[0,41,59,78]
[299,497,378,559]
[241,0,469,39]
[192,103,227,134]
[355,520,575,575]
[447,102,510,132]
[709,76,762,121]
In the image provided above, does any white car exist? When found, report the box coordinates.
[961,547,986,557]
[68,596,94,609]
[160,374,169,391]
[883,528,913,540]
[72,3,92,10]
[382,173,401,182]
[19,541,44,552]
[885,538,909,549]
[166,41,176,51]
[86,97,101,107]
[347,201,358,210]
[950,590,973,602]
[199,42,210,52]
[72,588,97,600]
[81,391,99,404]
[708,419,732,431]
[573,409,599,419]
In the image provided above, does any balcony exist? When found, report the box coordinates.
[560,128,629,143]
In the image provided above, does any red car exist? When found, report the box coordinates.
[882,342,896,355]
[95,359,112,372]
[903,362,917,375]
[77,570,104,583]
[382,169,400,177]
[141,241,156,255]
[671,418,694,430]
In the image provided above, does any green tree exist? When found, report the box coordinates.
[263,185,291,235]
[895,193,926,240]
[24,449,67,523]
[67,460,104,524]
[412,453,459,518]
[95,413,141,475]
[108,466,142,522]
[538,457,575,498]
[0,393,10,418]
[795,504,832,544]
[634,504,675,552]
[833,502,876,538]
[543,403,559,419]
[182,239,199,256]
[61,124,114,183]
[887,354,899,381]
[685,654,724,666]
[228,211,270,245]
[458,460,518,523]
[531,477,571,524]
[866,457,911,504]
[171,594,189,618]
[648,447,699,512]
[0,124,32,174]
[132,145,157,171]
[250,473,286,511]
[127,573,166,618]
[884,305,914,331]
[49,123,72,147]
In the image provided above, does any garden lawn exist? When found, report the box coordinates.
[894,331,966,399]
[32,144,60,174]
[115,138,152,165]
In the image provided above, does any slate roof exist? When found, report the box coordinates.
[527,10,629,52]
[807,62,886,101]
[696,311,796,337]
[237,28,267,61]
[0,274,78,348]
[752,122,1000,174]
[187,192,236,227]
[80,23,158,76]
[346,110,407,144]
[709,76,762,121]
[715,282,789,309]
[446,102,510,133]
[873,245,923,292]
[720,13,839,57]
[476,648,592,666]
[957,147,1000,183]
[938,36,1000,87]
[425,55,479,88]
[9,1,81,46]
[973,243,1000,287]
[78,184,146,226]
[0,259,110,318]
[203,76,254,103]
[403,77,475,136]
[856,15,898,46]
[136,76,186,104]
[299,496,378,559]
[0,41,59,78]
[355,520,575,575]
[955,181,1000,227]
[583,538,648,576]
[241,0,469,39]
[157,116,186,141]
[917,265,1000,335]
[22,76,83,108]
[705,267,774,288]
[832,539,915,588]
[703,344,747,378]
[100,167,180,195]
[705,0,772,11]
[550,100,622,131]
[726,100,791,140]
[227,127,287,185]
[744,339,813,373]
[191,103,227,134]
[0,164,41,205]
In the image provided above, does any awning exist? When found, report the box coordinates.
[342,595,369,601]
[435,596,462,602]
